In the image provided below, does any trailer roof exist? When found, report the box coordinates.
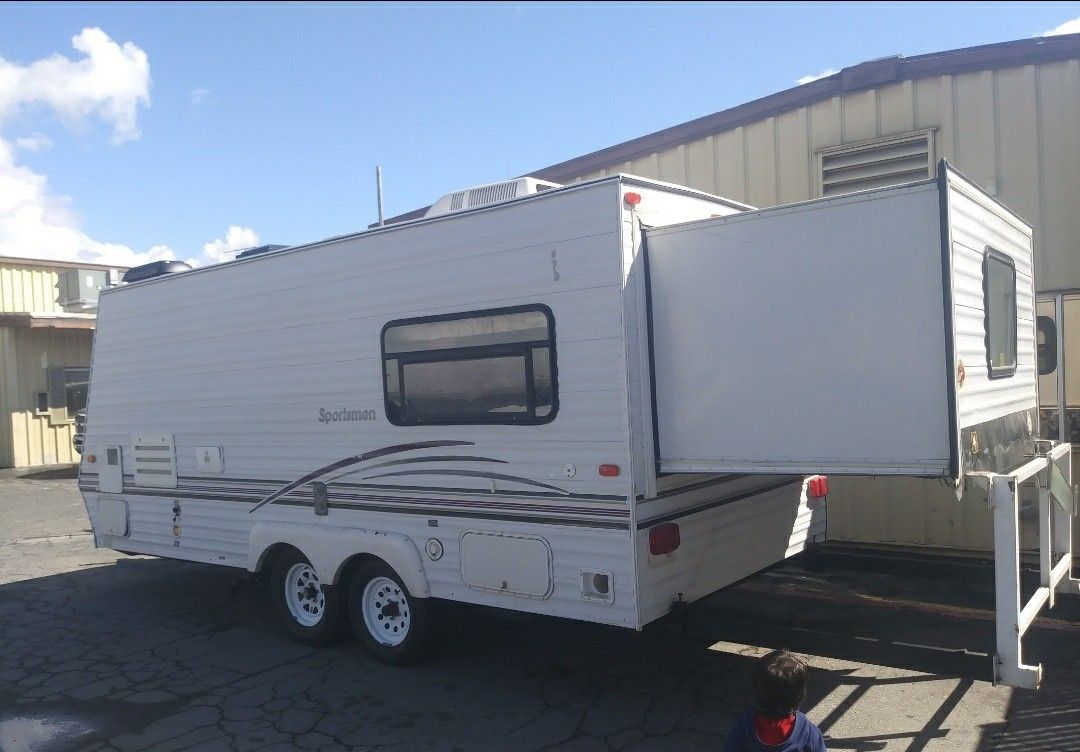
[102,174,743,294]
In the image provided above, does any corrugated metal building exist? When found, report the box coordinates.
[392,33,1080,557]
[0,257,124,469]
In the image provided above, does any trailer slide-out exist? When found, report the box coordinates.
[79,160,1075,685]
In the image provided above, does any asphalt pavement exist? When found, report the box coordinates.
[2,472,1079,751]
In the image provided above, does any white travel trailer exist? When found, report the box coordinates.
[78,161,1075,686]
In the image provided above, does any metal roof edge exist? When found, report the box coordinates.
[530,33,1080,183]
[0,255,128,272]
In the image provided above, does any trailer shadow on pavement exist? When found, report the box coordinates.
[2,539,1080,752]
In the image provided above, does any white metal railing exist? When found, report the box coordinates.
[977,442,1078,689]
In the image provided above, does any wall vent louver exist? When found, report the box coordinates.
[819,132,933,197]
[132,434,177,489]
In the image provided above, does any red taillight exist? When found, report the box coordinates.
[599,464,620,477]
[649,522,681,555]
[808,475,829,498]
[624,192,642,206]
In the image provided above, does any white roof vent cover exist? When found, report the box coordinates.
[426,177,561,218]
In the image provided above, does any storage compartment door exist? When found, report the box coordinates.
[460,532,552,598]
[644,181,952,476]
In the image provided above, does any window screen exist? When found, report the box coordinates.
[1036,315,1057,377]
[984,249,1017,379]
[382,306,557,425]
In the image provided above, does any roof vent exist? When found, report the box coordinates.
[236,244,289,259]
[121,260,193,284]
[425,177,561,218]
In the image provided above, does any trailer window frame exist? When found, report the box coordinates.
[381,304,558,426]
[983,247,1018,380]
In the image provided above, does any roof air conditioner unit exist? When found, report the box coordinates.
[57,269,110,312]
[425,177,561,218]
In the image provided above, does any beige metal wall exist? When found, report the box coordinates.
[562,59,1080,554]
[0,261,92,468]
[0,326,91,468]
[0,261,67,314]
[570,60,1080,293]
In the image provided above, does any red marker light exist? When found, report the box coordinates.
[808,475,829,498]
[624,192,642,206]
[599,464,620,477]
[649,523,681,555]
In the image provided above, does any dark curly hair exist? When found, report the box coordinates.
[752,649,808,718]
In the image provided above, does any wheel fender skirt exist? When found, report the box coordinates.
[247,521,431,597]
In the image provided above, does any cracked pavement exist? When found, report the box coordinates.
[3,473,1080,751]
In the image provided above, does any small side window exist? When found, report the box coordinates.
[381,305,558,426]
[34,391,49,415]
[983,249,1017,379]
[1037,315,1057,376]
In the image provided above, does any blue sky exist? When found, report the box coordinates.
[0,2,1078,266]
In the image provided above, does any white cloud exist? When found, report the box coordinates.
[190,87,210,106]
[796,68,839,85]
[1043,17,1080,36]
[0,28,157,267]
[0,136,177,266]
[0,27,150,143]
[193,225,260,266]
[0,30,258,271]
[13,133,52,152]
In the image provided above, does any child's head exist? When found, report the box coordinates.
[752,649,808,718]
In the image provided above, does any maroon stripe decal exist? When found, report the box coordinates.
[249,440,473,513]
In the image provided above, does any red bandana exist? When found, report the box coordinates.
[753,713,796,745]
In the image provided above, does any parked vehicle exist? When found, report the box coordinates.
[77,163,1072,685]
[73,410,86,454]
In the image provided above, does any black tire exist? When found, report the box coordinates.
[269,548,346,646]
[347,559,433,665]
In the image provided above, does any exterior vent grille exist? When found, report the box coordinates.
[468,181,518,207]
[819,132,933,197]
[132,434,177,488]
[424,177,562,218]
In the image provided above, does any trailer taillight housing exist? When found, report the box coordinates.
[808,475,829,498]
[649,522,681,555]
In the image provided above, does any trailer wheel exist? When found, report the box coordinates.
[347,559,432,665]
[269,549,345,645]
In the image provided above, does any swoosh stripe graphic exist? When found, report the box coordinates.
[323,454,507,483]
[249,440,473,513]
[361,469,571,496]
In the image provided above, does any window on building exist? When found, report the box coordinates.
[817,131,934,197]
[382,306,557,426]
[47,366,90,422]
[984,249,1017,379]
[1037,315,1057,376]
